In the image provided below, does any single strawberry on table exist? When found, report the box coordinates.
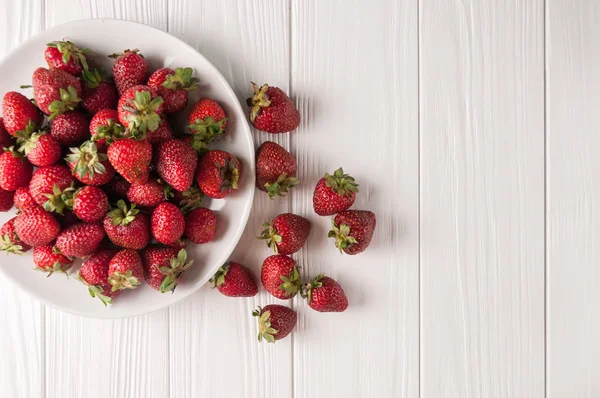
[0,217,31,254]
[50,110,89,146]
[0,147,33,191]
[117,85,164,134]
[45,40,90,76]
[196,150,241,199]
[151,202,184,245]
[79,249,120,306]
[0,188,13,212]
[301,274,348,313]
[28,164,75,213]
[1,92,42,136]
[255,141,298,198]
[184,207,217,244]
[18,131,61,167]
[329,210,376,255]
[81,69,118,114]
[247,82,300,134]
[142,246,193,293]
[147,67,199,114]
[13,187,36,211]
[72,186,109,223]
[259,213,311,255]
[103,200,150,250]
[187,97,227,143]
[209,262,258,297]
[14,206,61,247]
[127,177,170,208]
[32,67,82,117]
[110,49,148,95]
[261,254,301,300]
[155,138,198,192]
[107,136,152,184]
[252,305,297,343]
[67,141,116,186]
[33,245,74,276]
[89,109,125,151]
[108,249,144,292]
[313,167,359,216]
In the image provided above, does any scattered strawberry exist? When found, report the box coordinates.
[127,178,170,207]
[33,245,73,276]
[79,249,120,306]
[252,305,297,343]
[117,85,164,133]
[209,262,257,297]
[147,67,198,114]
[50,110,89,145]
[329,210,376,255]
[151,202,184,244]
[13,187,36,211]
[14,206,61,247]
[103,200,150,249]
[0,147,33,191]
[0,217,32,254]
[172,184,204,213]
[259,213,311,255]
[255,141,298,198]
[55,222,105,257]
[108,249,144,291]
[81,69,118,114]
[0,188,14,211]
[301,274,348,312]
[1,92,42,136]
[89,109,124,151]
[195,150,241,199]
[184,207,217,244]
[142,246,193,292]
[110,49,148,95]
[73,186,108,222]
[66,141,116,186]
[261,254,301,299]
[0,118,14,149]
[32,67,82,117]
[45,40,90,75]
[29,165,75,212]
[247,82,300,133]
[19,132,61,167]
[313,168,358,216]
[187,97,227,143]
[155,139,198,192]
[107,137,152,184]
[146,117,174,145]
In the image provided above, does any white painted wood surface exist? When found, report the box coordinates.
[0,0,597,397]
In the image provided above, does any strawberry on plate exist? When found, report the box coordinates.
[259,213,311,255]
[184,207,217,244]
[195,150,241,199]
[313,167,359,216]
[81,69,118,114]
[67,141,116,186]
[117,85,164,134]
[103,200,150,250]
[1,92,42,136]
[19,131,61,167]
[155,139,198,192]
[187,97,227,143]
[261,254,301,300]
[33,245,73,276]
[0,147,33,191]
[247,82,300,133]
[328,210,376,255]
[127,177,170,208]
[255,141,298,198]
[107,137,152,184]
[108,249,144,292]
[209,262,257,297]
[32,67,82,117]
[50,110,89,145]
[29,164,75,213]
[252,305,297,343]
[141,246,193,293]
[0,217,32,254]
[147,67,198,114]
[151,202,184,245]
[301,274,348,313]
[110,49,148,95]
[89,109,125,151]
[14,206,61,247]
[55,222,105,258]
[79,249,120,306]
[45,40,90,76]
[72,186,109,223]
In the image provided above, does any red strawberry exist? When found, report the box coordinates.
[187,97,227,143]
[104,175,130,201]
[172,184,204,213]
[1,92,42,136]
[0,217,32,254]
[110,49,148,95]
[146,117,174,145]
[261,254,301,299]
[247,82,300,133]
[108,249,144,291]
[184,207,217,244]
[103,200,150,249]
[79,249,120,306]
[147,67,198,114]
[117,85,164,133]
[255,141,298,198]
[0,188,13,211]
[313,168,359,216]
[0,118,14,149]
[55,222,105,257]
[301,274,348,312]
[32,67,82,117]
[29,165,75,213]
[19,132,61,167]
[259,213,311,255]
[89,109,125,151]
[33,245,73,276]
[14,206,61,247]
[127,177,170,207]
[329,210,376,255]
[81,69,118,114]
[155,139,198,192]
[141,246,193,292]
[151,202,184,244]
[66,141,115,186]
[252,305,297,343]
[209,262,258,297]
[107,137,152,184]
[44,40,89,75]
[195,150,241,199]
[73,186,108,222]
[50,110,89,145]
[0,148,33,191]
[13,187,36,211]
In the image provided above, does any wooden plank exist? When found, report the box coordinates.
[167,1,293,397]
[546,1,600,396]
[290,1,419,397]
[420,0,545,397]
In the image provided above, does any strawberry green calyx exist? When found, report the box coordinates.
[48,86,81,119]
[108,270,141,292]
[209,262,231,288]
[122,91,164,134]
[247,82,271,123]
[77,272,113,306]
[4,146,25,159]
[66,141,108,179]
[18,130,48,155]
[178,185,204,213]
[108,48,140,59]
[324,167,359,197]
[14,121,38,142]
[162,67,199,91]
[328,219,358,254]
[219,158,240,192]
[107,200,139,226]
[279,265,301,297]
[264,172,299,199]
[93,119,125,145]
[82,68,108,89]
[34,259,71,277]
[47,40,91,70]
[252,307,278,343]
[258,222,283,253]
[43,184,75,215]
[157,249,193,293]
[188,134,209,154]
[0,234,25,255]
[188,116,228,143]
[300,273,324,304]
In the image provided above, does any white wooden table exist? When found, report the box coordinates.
[0,0,595,397]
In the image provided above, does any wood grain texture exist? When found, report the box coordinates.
[546,1,600,396]
[167,1,293,397]
[291,1,419,397]
[420,0,545,397]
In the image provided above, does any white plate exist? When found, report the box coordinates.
[0,19,255,318]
